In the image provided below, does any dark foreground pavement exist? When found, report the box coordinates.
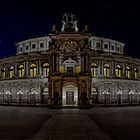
[0,106,140,140]
[31,114,110,140]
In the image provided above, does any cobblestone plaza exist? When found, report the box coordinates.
[0,106,140,140]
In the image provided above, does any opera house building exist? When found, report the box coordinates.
[0,13,140,107]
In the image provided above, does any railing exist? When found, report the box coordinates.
[0,75,49,81]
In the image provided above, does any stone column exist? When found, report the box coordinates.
[112,61,115,78]
[123,62,126,78]
[49,55,52,73]
[139,65,140,78]
[38,60,42,75]
[99,60,103,78]
[85,55,87,72]
[14,62,17,77]
[46,38,49,50]
[131,64,134,79]
[54,55,56,72]
[6,65,9,78]
[56,55,59,72]
[24,61,29,76]
[0,66,1,77]
[81,54,84,73]
[52,55,55,72]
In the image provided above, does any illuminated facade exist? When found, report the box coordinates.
[0,13,140,107]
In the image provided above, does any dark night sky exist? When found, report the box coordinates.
[0,0,140,58]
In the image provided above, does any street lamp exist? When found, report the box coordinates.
[92,92,98,104]
[0,92,2,103]
[117,91,123,105]
[91,88,98,104]
[17,91,23,105]
[138,92,140,104]
[5,91,11,104]
[30,91,38,105]
[102,90,110,105]
[0,92,4,103]
[129,91,134,104]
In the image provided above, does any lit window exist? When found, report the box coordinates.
[126,66,131,78]
[104,64,110,77]
[42,63,49,77]
[9,66,14,78]
[134,68,138,79]
[30,64,37,77]
[18,65,24,77]
[116,65,121,78]
[1,67,6,78]
[91,63,97,77]
[76,66,81,73]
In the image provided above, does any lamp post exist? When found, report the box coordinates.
[0,92,2,103]
[17,91,23,105]
[102,90,110,105]
[0,92,4,103]
[91,91,98,104]
[129,91,134,104]
[30,91,38,105]
[6,91,11,105]
[117,91,123,105]
[138,92,140,104]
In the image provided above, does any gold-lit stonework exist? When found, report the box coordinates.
[0,13,140,108]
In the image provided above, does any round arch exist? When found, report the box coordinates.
[62,82,78,106]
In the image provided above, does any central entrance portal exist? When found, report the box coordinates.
[66,91,74,105]
[62,83,78,106]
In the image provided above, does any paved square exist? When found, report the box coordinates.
[0,106,140,140]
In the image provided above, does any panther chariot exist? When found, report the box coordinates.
[61,13,78,32]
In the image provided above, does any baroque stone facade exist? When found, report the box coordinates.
[0,14,140,107]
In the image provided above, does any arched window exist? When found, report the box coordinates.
[18,65,24,77]
[30,64,37,77]
[116,65,122,78]
[91,63,97,77]
[134,68,138,79]
[104,64,110,77]
[42,63,49,77]
[9,66,14,78]
[1,67,6,78]
[126,66,131,78]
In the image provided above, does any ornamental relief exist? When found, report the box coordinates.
[53,40,87,55]
[61,41,78,56]
[49,38,88,56]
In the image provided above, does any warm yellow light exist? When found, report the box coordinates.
[30,64,37,77]
[18,65,24,77]
[10,66,14,78]
[76,66,81,73]
[43,63,49,76]
[104,64,110,77]
[59,66,64,73]
[116,65,121,77]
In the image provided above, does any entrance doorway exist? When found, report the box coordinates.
[62,83,78,106]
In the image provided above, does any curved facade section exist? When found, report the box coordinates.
[16,36,52,55]
[0,14,140,107]
[89,36,125,54]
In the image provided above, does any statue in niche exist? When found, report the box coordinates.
[61,13,78,32]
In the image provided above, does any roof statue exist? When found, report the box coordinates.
[61,13,78,32]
